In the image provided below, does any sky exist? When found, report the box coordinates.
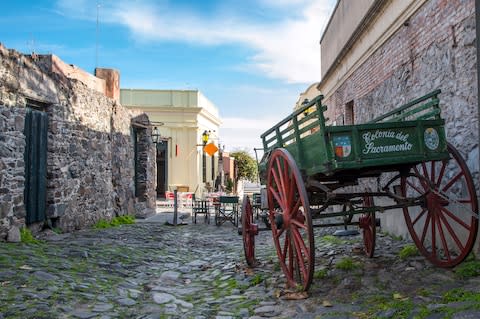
[1,0,336,154]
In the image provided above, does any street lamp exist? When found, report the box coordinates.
[201,130,210,183]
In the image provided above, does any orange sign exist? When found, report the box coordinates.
[204,142,218,156]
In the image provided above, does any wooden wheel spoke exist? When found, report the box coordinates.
[269,186,285,211]
[291,218,307,230]
[430,161,436,184]
[276,158,287,201]
[275,225,285,240]
[420,213,431,245]
[421,162,430,182]
[438,210,465,253]
[291,228,309,281]
[290,198,302,219]
[271,164,285,207]
[441,171,463,193]
[288,172,296,211]
[435,160,447,188]
[414,166,428,189]
[435,213,451,261]
[431,213,436,258]
[406,179,426,195]
[412,208,427,226]
[281,233,289,263]
[287,233,295,279]
[440,206,471,231]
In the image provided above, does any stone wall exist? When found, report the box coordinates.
[0,44,156,240]
[0,104,27,240]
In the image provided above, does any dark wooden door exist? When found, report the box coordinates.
[156,141,168,198]
[24,108,48,224]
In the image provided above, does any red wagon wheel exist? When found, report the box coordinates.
[242,196,258,267]
[359,194,376,258]
[267,149,314,291]
[401,143,478,267]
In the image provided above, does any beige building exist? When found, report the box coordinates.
[294,82,321,111]
[120,89,222,197]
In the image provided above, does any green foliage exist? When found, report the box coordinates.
[250,274,264,286]
[377,299,413,318]
[319,235,345,245]
[443,288,480,303]
[314,268,328,279]
[94,215,135,229]
[398,244,418,260]
[228,278,238,289]
[416,288,432,297]
[20,227,39,244]
[335,257,360,271]
[230,150,258,183]
[454,259,480,278]
[225,177,234,193]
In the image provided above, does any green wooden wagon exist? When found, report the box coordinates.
[241,90,479,292]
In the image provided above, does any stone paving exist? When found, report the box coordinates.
[0,208,479,319]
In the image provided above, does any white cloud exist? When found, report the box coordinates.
[221,117,278,130]
[220,116,285,155]
[56,0,335,84]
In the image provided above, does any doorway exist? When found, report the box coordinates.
[156,141,168,198]
[24,108,48,224]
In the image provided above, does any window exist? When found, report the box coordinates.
[345,100,354,125]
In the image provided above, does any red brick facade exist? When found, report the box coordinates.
[323,0,478,183]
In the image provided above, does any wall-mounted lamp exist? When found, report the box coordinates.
[202,130,210,145]
[152,126,161,144]
[302,98,311,116]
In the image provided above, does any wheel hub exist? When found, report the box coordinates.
[359,215,371,229]
[426,191,449,208]
[248,223,259,236]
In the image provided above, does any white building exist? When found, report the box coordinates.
[121,89,222,197]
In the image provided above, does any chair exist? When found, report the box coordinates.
[163,191,175,207]
[180,192,193,208]
[192,195,210,224]
[214,196,239,226]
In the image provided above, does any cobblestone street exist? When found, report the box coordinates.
[1,208,479,319]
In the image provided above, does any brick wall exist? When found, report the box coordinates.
[323,0,478,187]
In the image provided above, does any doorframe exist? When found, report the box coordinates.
[156,141,168,198]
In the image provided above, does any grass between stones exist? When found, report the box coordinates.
[93,214,136,229]
[313,268,328,279]
[319,235,348,245]
[454,255,480,278]
[20,227,40,244]
[398,244,419,260]
[335,257,362,271]
[233,299,260,317]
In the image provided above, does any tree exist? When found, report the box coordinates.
[230,150,258,184]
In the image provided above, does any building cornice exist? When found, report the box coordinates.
[320,0,389,81]
[319,0,428,100]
